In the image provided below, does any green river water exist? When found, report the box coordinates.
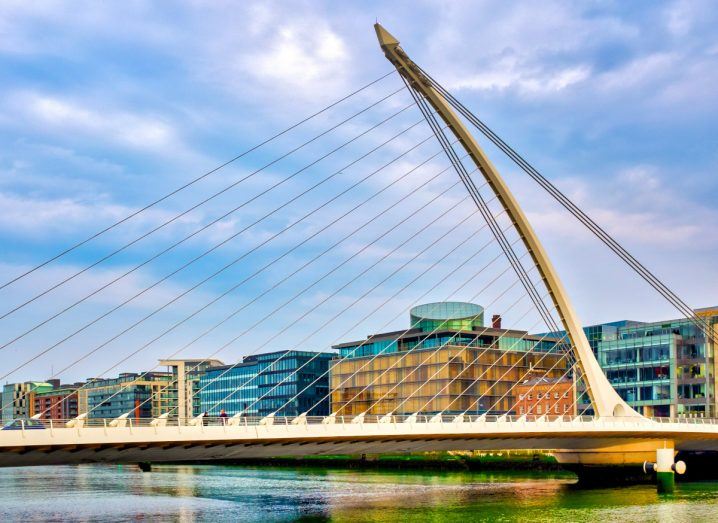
[1,464,718,522]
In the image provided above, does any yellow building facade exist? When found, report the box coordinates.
[330,302,568,416]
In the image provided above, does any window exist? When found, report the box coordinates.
[537,393,542,400]
[554,405,559,414]
[528,394,532,400]
[554,392,559,399]
[519,394,524,400]
[537,405,542,414]
[519,407,524,414]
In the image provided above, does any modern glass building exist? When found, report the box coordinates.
[331,302,568,416]
[410,302,484,332]
[198,350,335,417]
[85,372,173,420]
[542,306,718,417]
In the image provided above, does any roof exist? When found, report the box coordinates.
[409,302,483,321]
[333,327,561,350]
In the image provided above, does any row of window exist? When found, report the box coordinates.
[518,391,569,400]
[517,404,570,414]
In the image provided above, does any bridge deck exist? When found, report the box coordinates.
[2,416,718,467]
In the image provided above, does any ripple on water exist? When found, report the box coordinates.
[0,465,717,522]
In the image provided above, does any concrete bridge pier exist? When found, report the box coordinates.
[653,448,677,493]
[553,440,685,491]
[646,447,686,493]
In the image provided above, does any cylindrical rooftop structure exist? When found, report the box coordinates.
[410,301,484,332]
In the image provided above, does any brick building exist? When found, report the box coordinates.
[513,376,575,417]
[33,385,82,420]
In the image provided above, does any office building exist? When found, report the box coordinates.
[159,359,225,420]
[199,350,334,417]
[85,372,173,419]
[542,306,718,417]
[1,381,55,421]
[330,302,569,416]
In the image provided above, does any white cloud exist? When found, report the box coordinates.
[245,25,348,88]
[14,92,178,150]
[597,53,678,91]
[0,190,198,238]
[520,164,716,247]
[450,63,592,95]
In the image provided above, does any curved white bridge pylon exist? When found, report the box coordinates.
[374,23,637,419]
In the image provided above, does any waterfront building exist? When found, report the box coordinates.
[543,306,718,418]
[33,383,84,420]
[1,381,54,421]
[85,372,173,420]
[159,359,225,420]
[330,302,569,416]
[77,387,90,417]
[198,350,334,417]
[513,377,574,417]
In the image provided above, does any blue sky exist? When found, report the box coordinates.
[1,1,717,383]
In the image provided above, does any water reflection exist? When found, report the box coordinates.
[0,464,717,522]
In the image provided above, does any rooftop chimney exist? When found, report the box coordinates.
[492,314,502,329]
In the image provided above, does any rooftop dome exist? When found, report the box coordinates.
[410,301,484,332]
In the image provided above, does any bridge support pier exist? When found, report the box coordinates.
[553,440,684,488]
[138,462,152,473]
[654,448,676,493]
[646,447,686,493]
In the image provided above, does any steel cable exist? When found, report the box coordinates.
[0,71,396,291]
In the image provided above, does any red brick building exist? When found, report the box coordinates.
[512,376,574,417]
[33,387,80,420]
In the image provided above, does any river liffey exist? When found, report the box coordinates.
[2,465,718,522]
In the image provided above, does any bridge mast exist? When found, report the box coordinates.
[374,23,638,418]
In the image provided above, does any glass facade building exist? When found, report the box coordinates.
[331,302,568,416]
[541,306,718,417]
[198,350,335,417]
[409,302,484,333]
[85,372,173,420]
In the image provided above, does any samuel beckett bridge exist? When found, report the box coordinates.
[1,25,716,490]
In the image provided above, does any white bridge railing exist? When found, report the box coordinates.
[4,414,718,435]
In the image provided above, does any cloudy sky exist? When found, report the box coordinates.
[1,1,716,383]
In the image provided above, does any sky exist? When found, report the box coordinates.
[0,0,717,383]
